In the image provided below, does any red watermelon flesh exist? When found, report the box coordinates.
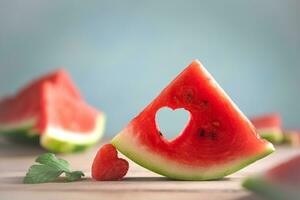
[0,69,105,153]
[0,69,81,128]
[0,83,44,131]
[40,82,98,133]
[18,69,82,100]
[92,144,129,181]
[112,60,274,180]
[250,113,283,143]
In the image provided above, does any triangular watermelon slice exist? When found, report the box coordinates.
[112,60,274,180]
[0,69,105,153]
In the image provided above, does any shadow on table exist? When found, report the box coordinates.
[2,177,171,185]
[2,176,79,184]
[123,176,231,182]
[123,177,171,181]
[3,176,233,185]
[236,194,265,200]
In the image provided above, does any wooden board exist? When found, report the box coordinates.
[0,137,299,200]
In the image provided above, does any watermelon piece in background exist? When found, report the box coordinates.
[250,113,283,144]
[0,69,105,153]
[243,155,300,200]
[112,60,274,180]
[283,130,300,147]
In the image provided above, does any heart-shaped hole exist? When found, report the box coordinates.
[155,107,190,141]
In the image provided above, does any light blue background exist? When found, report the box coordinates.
[0,0,299,137]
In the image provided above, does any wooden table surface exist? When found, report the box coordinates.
[0,137,299,200]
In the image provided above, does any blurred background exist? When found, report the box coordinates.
[0,0,299,137]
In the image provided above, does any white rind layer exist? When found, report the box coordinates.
[41,114,105,145]
[40,114,105,152]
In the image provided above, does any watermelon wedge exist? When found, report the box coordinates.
[243,155,300,200]
[111,60,274,180]
[0,69,105,153]
[250,113,283,144]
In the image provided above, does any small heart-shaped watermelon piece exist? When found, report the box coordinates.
[92,144,129,181]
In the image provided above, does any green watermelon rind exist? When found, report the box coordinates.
[242,176,300,200]
[258,128,283,144]
[0,119,40,143]
[0,115,105,153]
[111,129,275,181]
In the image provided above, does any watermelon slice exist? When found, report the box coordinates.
[111,60,274,180]
[243,155,300,200]
[0,69,105,153]
[250,113,283,144]
[283,130,300,147]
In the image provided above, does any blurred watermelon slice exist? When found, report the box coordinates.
[243,155,300,200]
[250,113,283,144]
[0,69,105,153]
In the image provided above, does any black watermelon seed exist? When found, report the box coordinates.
[185,93,193,103]
[159,131,163,136]
[199,129,205,137]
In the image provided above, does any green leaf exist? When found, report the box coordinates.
[24,153,84,184]
[65,171,85,182]
[23,165,63,184]
[36,153,70,172]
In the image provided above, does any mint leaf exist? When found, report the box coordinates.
[65,171,85,182]
[36,153,70,172]
[23,165,63,184]
[23,153,84,184]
